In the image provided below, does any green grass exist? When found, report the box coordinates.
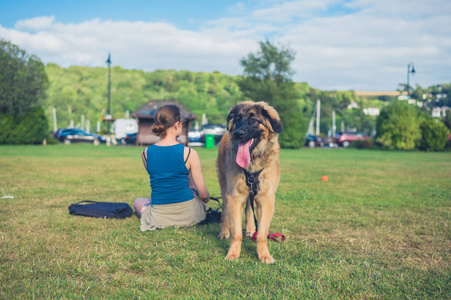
[1,144,450,299]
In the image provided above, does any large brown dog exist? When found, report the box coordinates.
[216,101,283,264]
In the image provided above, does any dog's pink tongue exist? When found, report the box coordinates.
[236,140,252,168]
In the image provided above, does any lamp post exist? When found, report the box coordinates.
[407,62,416,100]
[106,53,112,134]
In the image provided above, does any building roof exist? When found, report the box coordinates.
[132,99,196,120]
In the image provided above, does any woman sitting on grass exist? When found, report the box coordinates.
[134,105,210,231]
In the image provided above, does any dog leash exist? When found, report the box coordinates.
[209,196,221,206]
[252,232,286,242]
[244,169,286,243]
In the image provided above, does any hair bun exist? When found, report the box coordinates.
[151,124,166,137]
[152,105,181,139]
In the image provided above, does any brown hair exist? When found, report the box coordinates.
[151,105,182,138]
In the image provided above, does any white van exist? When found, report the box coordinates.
[112,119,138,140]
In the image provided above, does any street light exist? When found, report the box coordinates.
[106,53,112,134]
[407,62,416,99]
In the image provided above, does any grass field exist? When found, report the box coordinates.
[1,144,450,299]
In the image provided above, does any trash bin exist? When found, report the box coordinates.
[205,134,215,149]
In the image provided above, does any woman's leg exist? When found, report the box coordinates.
[134,198,151,217]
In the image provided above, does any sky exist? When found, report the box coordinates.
[1,0,450,91]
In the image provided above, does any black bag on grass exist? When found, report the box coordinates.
[68,200,133,219]
[199,197,222,224]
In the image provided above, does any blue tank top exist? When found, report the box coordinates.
[146,144,193,205]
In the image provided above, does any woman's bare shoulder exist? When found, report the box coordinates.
[189,147,199,158]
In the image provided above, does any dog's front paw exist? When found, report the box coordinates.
[258,254,275,264]
[218,230,230,239]
[225,251,240,261]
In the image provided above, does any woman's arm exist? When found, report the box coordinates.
[187,149,210,203]
[141,147,148,170]
[188,172,198,191]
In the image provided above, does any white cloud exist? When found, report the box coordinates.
[251,0,333,22]
[0,0,450,90]
[15,16,55,31]
[1,17,258,77]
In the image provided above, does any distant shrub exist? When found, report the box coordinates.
[348,141,361,149]
[277,104,307,149]
[98,129,110,135]
[46,133,59,145]
[419,119,449,151]
[0,113,16,144]
[349,138,374,149]
[376,101,421,150]
[446,139,451,151]
[442,110,451,131]
[442,110,451,151]
[0,106,48,144]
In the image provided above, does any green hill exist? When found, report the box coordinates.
[44,63,245,130]
[44,63,381,135]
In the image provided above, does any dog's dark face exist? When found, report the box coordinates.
[226,101,282,168]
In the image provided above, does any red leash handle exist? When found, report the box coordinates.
[251,231,286,242]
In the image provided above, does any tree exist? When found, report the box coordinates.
[442,110,451,131]
[0,40,49,144]
[239,40,306,148]
[436,83,451,107]
[419,118,449,151]
[241,40,295,86]
[0,39,48,116]
[376,100,421,150]
[412,85,425,102]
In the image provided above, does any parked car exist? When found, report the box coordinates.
[53,128,76,140]
[335,131,370,148]
[121,132,137,145]
[188,129,203,143]
[188,129,204,146]
[58,128,106,144]
[201,124,227,143]
[304,134,323,148]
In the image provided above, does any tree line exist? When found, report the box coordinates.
[1,38,449,149]
[42,43,373,148]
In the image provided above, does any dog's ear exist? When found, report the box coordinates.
[261,104,283,133]
[226,105,238,131]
